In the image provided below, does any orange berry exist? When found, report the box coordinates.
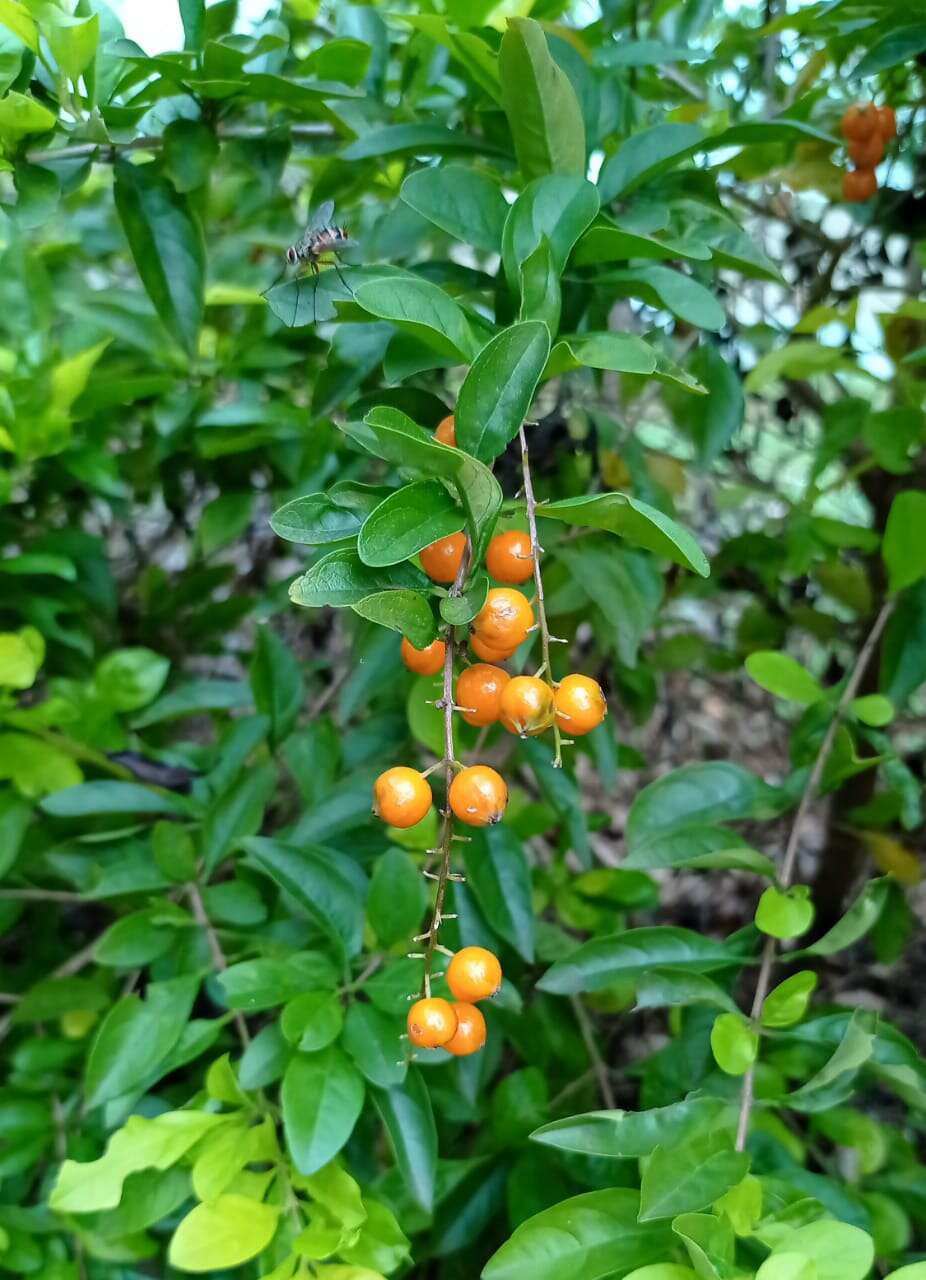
[847,134,884,168]
[447,946,502,1002]
[456,664,510,727]
[473,588,534,650]
[434,414,456,447]
[373,766,432,828]
[554,673,607,736]
[407,997,457,1048]
[470,633,517,663]
[486,531,534,585]
[841,103,879,141]
[444,1002,487,1056]
[401,636,446,676]
[420,531,466,584]
[499,675,555,736]
[448,765,507,827]
[877,104,896,140]
[843,169,877,203]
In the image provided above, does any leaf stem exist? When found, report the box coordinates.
[26,122,333,165]
[186,879,250,1048]
[734,597,896,1151]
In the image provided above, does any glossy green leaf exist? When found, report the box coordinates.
[456,322,549,462]
[883,491,926,594]
[574,220,711,266]
[282,1048,365,1175]
[599,123,704,200]
[483,1189,670,1280]
[501,174,600,288]
[352,589,437,648]
[250,626,303,746]
[745,651,823,704]
[353,276,479,361]
[400,164,508,253]
[848,693,894,726]
[519,237,561,332]
[537,492,709,577]
[358,479,464,567]
[440,571,488,625]
[464,825,535,962]
[341,123,506,161]
[201,762,276,873]
[280,992,343,1052]
[113,160,205,358]
[373,1068,437,1214]
[538,927,749,995]
[603,265,725,331]
[289,547,429,609]
[856,23,926,76]
[639,1135,750,1220]
[765,1221,873,1280]
[270,484,391,545]
[755,885,815,940]
[762,971,818,1027]
[543,332,658,379]
[169,1195,279,1271]
[218,953,337,1013]
[85,977,198,1108]
[343,1002,406,1090]
[791,877,889,959]
[635,969,739,1014]
[710,1012,759,1076]
[531,1098,733,1159]
[498,18,585,182]
[368,847,427,947]
[785,1010,875,1112]
[40,781,190,818]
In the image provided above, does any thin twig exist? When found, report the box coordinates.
[734,597,896,1151]
[27,121,333,165]
[0,889,84,902]
[570,995,616,1109]
[420,550,469,997]
[186,881,250,1048]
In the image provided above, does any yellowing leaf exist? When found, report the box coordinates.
[861,832,921,886]
[0,0,37,51]
[169,1195,280,1272]
[50,340,110,417]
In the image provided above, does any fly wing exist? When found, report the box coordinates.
[308,199,335,232]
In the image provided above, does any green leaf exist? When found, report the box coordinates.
[883,491,926,594]
[201,762,276,874]
[499,17,585,182]
[440,571,488,625]
[14,976,107,1023]
[85,977,198,1108]
[531,1098,733,1159]
[282,1048,365,1175]
[574,220,712,267]
[624,1269,698,1280]
[624,822,775,878]
[250,626,303,746]
[765,1221,874,1280]
[357,479,464,567]
[791,877,889,959]
[501,174,600,288]
[341,123,506,161]
[785,1010,876,1112]
[347,407,502,565]
[40,781,189,818]
[400,165,508,253]
[0,629,43,689]
[93,647,169,711]
[885,1266,926,1280]
[848,694,894,726]
[464,825,535,962]
[281,992,343,1053]
[756,886,815,940]
[372,1069,437,1214]
[46,12,99,82]
[603,265,725,331]
[368,847,427,948]
[0,1,38,51]
[543,332,657,379]
[710,1012,759,1076]
[94,910,174,968]
[762,971,818,1028]
[519,237,560,332]
[483,1189,670,1280]
[538,927,749,995]
[639,1135,750,1221]
[169,1195,279,1272]
[243,837,365,960]
[681,345,744,467]
[218,953,337,1013]
[599,123,704,200]
[856,23,926,76]
[538,492,709,577]
[289,547,429,609]
[456,322,549,463]
[756,1256,816,1280]
[353,276,479,361]
[113,160,205,358]
[343,1003,406,1090]
[179,0,204,48]
[635,969,739,1014]
[198,491,255,556]
[352,590,437,649]
[163,118,217,192]
[0,92,56,145]
[271,484,391,546]
[745,652,823,705]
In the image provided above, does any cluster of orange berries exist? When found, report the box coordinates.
[406,946,500,1055]
[840,102,896,203]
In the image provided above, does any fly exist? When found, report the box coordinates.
[263,199,354,327]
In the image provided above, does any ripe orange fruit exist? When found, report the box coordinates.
[554,673,607,736]
[407,997,457,1048]
[486,531,534,585]
[848,134,884,168]
[448,765,507,826]
[447,946,502,1002]
[877,104,897,140]
[843,169,877,203]
[841,103,878,141]
[401,636,446,676]
[420,531,466,584]
[444,1002,487,1056]
[373,767,432,828]
[472,588,534,650]
[499,675,555,736]
[470,633,517,663]
[434,415,456,447]
[456,663,510,727]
